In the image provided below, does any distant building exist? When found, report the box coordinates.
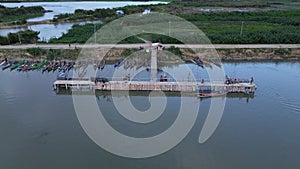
[142,9,151,15]
[116,10,124,15]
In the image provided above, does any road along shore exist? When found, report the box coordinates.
[0,44,299,61]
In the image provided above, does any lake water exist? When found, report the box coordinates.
[0,62,300,169]
[0,1,167,41]
[0,21,99,42]
[1,1,167,21]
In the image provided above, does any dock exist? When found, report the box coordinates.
[53,46,256,94]
[53,80,256,93]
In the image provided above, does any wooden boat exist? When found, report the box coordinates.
[42,63,51,73]
[0,61,6,66]
[198,91,228,98]
[114,59,125,68]
[190,58,204,68]
[100,60,105,70]
[10,61,23,71]
[57,72,67,80]
[67,62,74,71]
[31,61,47,70]
[52,62,60,72]
[2,63,12,70]
[16,65,23,72]
[59,62,70,72]
[0,58,7,66]
[47,62,56,72]
[29,63,38,71]
[22,65,30,72]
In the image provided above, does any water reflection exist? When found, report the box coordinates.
[55,88,255,100]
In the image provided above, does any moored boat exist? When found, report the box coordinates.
[52,62,60,72]
[10,61,23,71]
[97,60,105,70]
[16,65,23,72]
[22,65,30,72]
[114,59,125,68]
[2,63,12,70]
[0,58,7,66]
[57,72,68,80]
[31,61,47,71]
[191,57,204,68]
[0,61,6,66]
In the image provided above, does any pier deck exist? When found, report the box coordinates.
[53,80,256,93]
[53,80,95,90]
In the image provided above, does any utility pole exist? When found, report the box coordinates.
[94,23,96,44]
[240,21,244,37]
[168,21,171,36]
[15,21,21,44]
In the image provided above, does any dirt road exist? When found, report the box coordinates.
[0,44,299,50]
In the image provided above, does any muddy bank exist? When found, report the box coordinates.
[181,48,300,61]
[1,47,300,62]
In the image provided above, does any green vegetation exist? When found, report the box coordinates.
[53,8,116,22]
[26,47,47,57]
[0,30,39,45]
[49,23,102,43]
[3,47,80,60]
[52,4,172,22]
[1,0,171,2]
[49,8,300,44]
[167,46,182,57]
[42,48,79,60]
[2,0,300,44]
[0,5,46,26]
[180,10,300,44]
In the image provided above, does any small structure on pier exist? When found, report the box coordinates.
[53,79,95,90]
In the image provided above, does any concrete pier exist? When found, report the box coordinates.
[150,48,158,82]
[53,80,256,94]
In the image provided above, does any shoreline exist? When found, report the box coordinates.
[0,44,299,62]
[1,44,299,49]
[0,18,98,29]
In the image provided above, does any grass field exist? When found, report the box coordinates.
[49,8,300,44]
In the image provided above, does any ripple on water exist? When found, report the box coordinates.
[0,88,16,105]
[277,94,300,114]
[260,85,300,114]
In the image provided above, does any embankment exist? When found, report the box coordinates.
[0,45,299,61]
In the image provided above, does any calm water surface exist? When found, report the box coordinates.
[0,21,100,42]
[1,1,167,21]
[0,62,300,169]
